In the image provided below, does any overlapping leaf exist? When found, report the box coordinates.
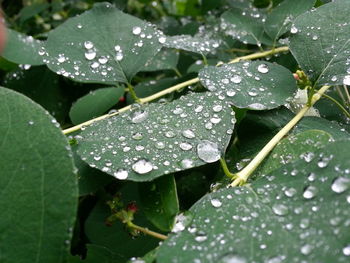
[44,3,165,84]
[289,0,350,86]
[157,140,350,262]
[140,48,179,72]
[2,29,44,65]
[77,92,235,182]
[199,61,296,110]
[0,87,78,262]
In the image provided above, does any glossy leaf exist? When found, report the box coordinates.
[199,61,296,110]
[141,48,179,72]
[77,92,235,182]
[0,87,78,262]
[69,87,124,125]
[264,0,316,41]
[44,3,164,84]
[68,245,114,263]
[220,8,273,46]
[164,35,221,55]
[289,0,350,86]
[138,174,179,231]
[2,29,44,65]
[157,140,350,262]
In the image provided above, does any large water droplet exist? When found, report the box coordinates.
[272,204,289,216]
[197,140,220,163]
[113,169,128,180]
[85,50,96,60]
[257,63,269,74]
[343,244,350,256]
[84,41,94,49]
[179,142,193,151]
[231,75,242,84]
[300,244,313,255]
[182,129,195,139]
[132,26,142,35]
[303,185,318,199]
[132,159,153,174]
[158,36,167,44]
[194,232,207,242]
[343,75,350,86]
[210,198,222,208]
[180,159,194,169]
[131,110,148,123]
[331,177,350,194]
[290,25,298,34]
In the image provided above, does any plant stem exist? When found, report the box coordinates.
[343,85,350,105]
[62,46,289,135]
[230,85,331,187]
[127,221,167,240]
[220,158,235,178]
[320,92,350,118]
[173,68,182,77]
[127,83,141,103]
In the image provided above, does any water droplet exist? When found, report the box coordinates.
[84,41,94,49]
[272,204,289,216]
[210,198,222,208]
[115,52,123,61]
[158,36,167,44]
[231,75,242,84]
[98,56,108,64]
[57,54,66,63]
[300,244,313,255]
[165,130,176,138]
[331,177,350,194]
[284,187,297,197]
[317,156,332,168]
[28,120,34,125]
[155,141,165,149]
[197,140,220,163]
[290,25,298,34]
[90,61,99,69]
[182,129,195,139]
[131,110,148,123]
[132,132,143,140]
[312,35,318,40]
[194,232,207,242]
[257,63,269,74]
[213,105,223,112]
[132,159,153,174]
[94,156,101,161]
[218,253,247,263]
[226,90,236,97]
[172,213,192,233]
[303,185,318,199]
[132,26,142,35]
[180,142,193,151]
[85,50,96,60]
[343,244,350,256]
[114,45,121,52]
[113,169,128,180]
[180,159,194,169]
[343,75,350,86]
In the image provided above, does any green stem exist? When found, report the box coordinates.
[320,92,350,118]
[127,83,141,103]
[173,68,182,77]
[62,46,289,135]
[343,85,350,105]
[220,158,235,178]
[230,85,331,187]
[127,221,167,240]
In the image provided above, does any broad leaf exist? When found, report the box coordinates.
[141,48,179,72]
[0,87,78,263]
[264,0,316,42]
[138,174,179,231]
[157,140,350,262]
[220,8,273,46]
[199,61,296,110]
[2,29,44,65]
[289,0,350,86]
[18,3,50,23]
[77,92,235,182]
[69,87,124,125]
[44,3,165,84]
[68,245,114,263]
[164,34,221,55]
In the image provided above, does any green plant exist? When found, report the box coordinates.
[1,0,350,262]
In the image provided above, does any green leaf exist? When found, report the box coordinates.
[69,87,124,125]
[44,2,165,84]
[68,245,114,263]
[256,129,332,176]
[289,0,350,86]
[264,0,316,42]
[2,29,44,65]
[0,87,78,262]
[157,139,350,262]
[4,66,69,123]
[18,3,50,23]
[138,174,179,231]
[140,48,179,72]
[77,92,235,182]
[85,185,160,261]
[199,61,296,110]
[220,8,273,46]
[164,35,221,55]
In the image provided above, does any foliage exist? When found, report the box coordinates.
[0,0,349,262]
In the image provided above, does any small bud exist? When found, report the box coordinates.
[127,202,138,213]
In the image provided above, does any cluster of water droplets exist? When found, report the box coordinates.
[77,92,235,180]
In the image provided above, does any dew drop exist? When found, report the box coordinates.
[226,90,236,97]
[179,142,193,151]
[57,54,66,63]
[132,26,142,35]
[90,61,99,69]
[180,159,194,169]
[98,56,108,64]
[85,50,96,60]
[331,177,350,194]
[197,140,220,163]
[210,198,222,208]
[290,25,298,34]
[231,75,242,84]
[155,141,165,149]
[158,36,167,44]
[115,52,123,61]
[272,204,289,216]
[343,75,350,86]
[300,244,313,255]
[194,232,207,242]
[113,169,128,180]
[312,35,318,40]
[114,45,121,52]
[131,110,148,123]
[343,245,350,256]
[303,185,318,199]
[182,129,195,139]
[218,253,247,263]
[257,63,269,74]
[84,41,94,49]
[28,120,34,125]
[132,159,153,174]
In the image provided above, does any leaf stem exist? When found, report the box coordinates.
[62,46,289,135]
[220,158,235,178]
[127,221,168,240]
[127,83,141,103]
[230,85,331,187]
[320,92,350,118]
